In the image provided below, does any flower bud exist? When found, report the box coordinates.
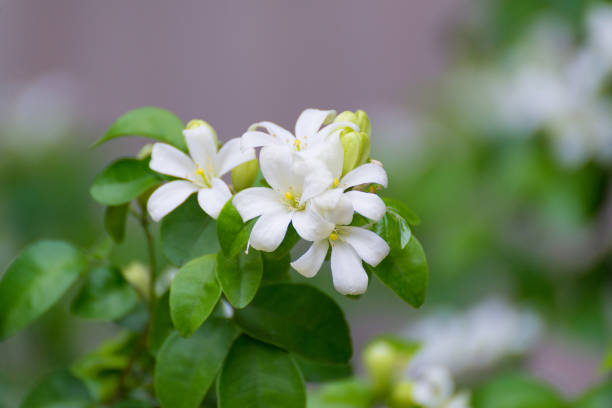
[137,143,153,160]
[389,381,415,408]
[122,261,150,300]
[185,119,219,147]
[363,340,398,394]
[334,110,371,175]
[232,159,259,192]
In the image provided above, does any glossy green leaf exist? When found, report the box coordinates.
[294,355,352,383]
[90,158,161,206]
[262,253,291,283]
[104,204,129,244]
[370,236,428,308]
[307,378,374,408]
[71,266,138,320]
[21,370,92,408]
[234,283,352,363]
[374,199,412,250]
[473,373,567,408]
[381,197,420,225]
[0,241,87,340]
[216,251,263,309]
[573,381,612,408]
[155,318,237,408]
[170,254,221,337]
[94,106,187,151]
[148,292,174,356]
[218,335,306,408]
[160,196,218,265]
[217,199,255,257]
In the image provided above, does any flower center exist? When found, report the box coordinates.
[329,231,339,241]
[195,167,211,188]
[283,190,304,210]
[293,139,301,151]
[332,178,340,188]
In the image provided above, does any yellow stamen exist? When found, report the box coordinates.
[329,232,339,241]
[369,185,377,193]
[332,178,340,188]
[284,191,294,201]
[186,119,206,130]
[293,139,301,151]
[196,168,206,177]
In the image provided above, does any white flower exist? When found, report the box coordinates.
[232,146,336,252]
[147,123,255,221]
[411,367,470,408]
[241,108,357,153]
[290,194,390,295]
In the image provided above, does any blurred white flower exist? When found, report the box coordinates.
[411,366,471,408]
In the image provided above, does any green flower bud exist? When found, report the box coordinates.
[232,159,259,192]
[389,381,415,408]
[122,261,150,300]
[137,143,153,160]
[363,340,397,394]
[334,110,371,175]
[186,119,219,147]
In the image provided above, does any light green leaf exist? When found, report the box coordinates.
[381,197,420,225]
[216,251,263,309]
[21,370,92,408]
[217,199,255,257]
[374,198,413,250]
[170,254,221,337]
[370,236,428,308]
[104,204,129,244]
[148,292,174,356]
[307,378,374,408]
[294,355,352,383]
[90,158,161,206]
[155,318,237,408]
[160,196,218,265]
[573,381,612,408]
[0,241,87,340]
[70,266,138,320]
[603,344,612,372]
[218,335,306,408]
[93,106,187,151]
[473,373,567,408]
[234,283,352,363]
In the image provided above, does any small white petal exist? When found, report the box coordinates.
[445,391,471,408]
[412,367,455,407]
[184,126,217,170]
[300,131,344,178]
[316,121,359,140]
[241,131,283,150]
[320,195,354,226]
[150,143,197,179]
[338,226,390,266]
[344,191,386,221]
[259,145,295,192]
[340,162,388,189]
[330,240,369,295]
[249,209,293,252]
[147,180,198,222]
[296,160,334,204]
[215,138,255,177]
[249,121,295,142]
[292,207,335,241]
[291,240,329,278]
[233,187,285,221]
[295,108,336,140]
[311,188,344,210]
[197,178,232,219]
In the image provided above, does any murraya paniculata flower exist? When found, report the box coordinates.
[410,367,470,408]
[147,120,255,221]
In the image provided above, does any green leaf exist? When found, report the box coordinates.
[294,355,352,383]
[90,158,161,206]
[374,198,413,250]
[234,283,352,363]
[21,370,92,408]
[104,204,129,244]
[262,253,291,283]
[216,251,263,309]
[603,344,612,372]
[148,292,174,356]
[160,196,218,265]
[381,197,420,225]
[111,401,155,408]
[71,266,138,320]
[307,378,374,408]
[0,241,87,340]
[217,199,255,257]
[170,254,221,337]
[155,318,237,408]
[473,373,567,408]
[370,236,428,308]
[218,335,306,408]
[94,106,187,151]
[573,381,612,408]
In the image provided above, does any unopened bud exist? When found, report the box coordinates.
[232,159,259,192]
[334,110,371,175]
[363,340,398,394]
[389,381,415,408]
[137,143,153,160]
[122,261,150,300]
[185,119,219,147]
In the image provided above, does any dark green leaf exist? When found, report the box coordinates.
[262,253,291,283]
[473,373,567,408]
[21,370,92,408]
[218,335,306,408]
[294,355,352,383]
[111,401,154,408]
[307,378,374,408]
[90,158,161,206]
[217,199,255,257]
[160,196,218,265]
[170,254,221,337]
[0,241,87,340]
[234,283,352,363]
[573,381,612,408]
[148,292,174,356]
[71,266,138,320]
[155,318,237,408]
[216,251,263,309]
[370,236,428,308]
[94,106,187,151]
[104,204,129,244]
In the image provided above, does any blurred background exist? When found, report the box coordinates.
[1,0,612,406]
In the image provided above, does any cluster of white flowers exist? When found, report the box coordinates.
[409,366,470,408]
[146,108,390,295]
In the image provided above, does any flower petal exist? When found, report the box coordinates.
[249,121,295,143]
[259,145,295,192]
[196,178,232,219]
[330,240,368,295]
[147,180,198,222]
[319,195,354,226]
[249,209,293,252]
[233,187,285,221]
[290,240,329,278]
[344,191,386,221]
[295,159,334,204]
[338,226,390,266]
[340,162,388,189]
[183,125,217,170]
[295,109,336,140]
[150,143,197,179]
[412,367,455,407]
[292,207,335,241]
[215,138,255,177]
[316,121,359,140]
[300,131,344,178]
[241,131,283,150]
[446,392,471,408]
